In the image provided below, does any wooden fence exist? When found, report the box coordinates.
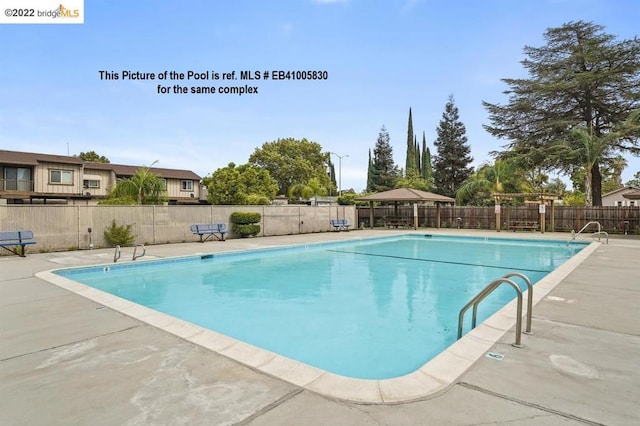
[356,205,640,235]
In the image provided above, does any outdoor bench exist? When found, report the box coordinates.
[509,221,539,232]
[190,223,227,242]
[385,218,412,229]
[0,230,36,257]
[330,219,351,231]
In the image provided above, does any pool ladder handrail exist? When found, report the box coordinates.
[458,272,533,348]
[569,221,608,244]
[113,244,146,263]
[133,244,146,261]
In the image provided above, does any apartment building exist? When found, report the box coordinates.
[0,149,204,205]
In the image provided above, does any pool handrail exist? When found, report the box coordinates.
[570,221,608,244]
[499,272,533,334]
[458,277,524,348]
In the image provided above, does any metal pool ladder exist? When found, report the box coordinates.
[569,221,608,244]
[113,244,146,262]
[458,272,533,348]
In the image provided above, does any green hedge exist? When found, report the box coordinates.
[230,212,261,225]
[230,211,261,237]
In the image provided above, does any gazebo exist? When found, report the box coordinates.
[356,188,455,229]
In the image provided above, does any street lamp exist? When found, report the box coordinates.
[330,152,349,196]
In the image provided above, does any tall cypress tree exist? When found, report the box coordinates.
[415,135,421,173]
[366,149,374,192]
[405,108,418,176]
[421,132,433,184]
[432,95,473,197]
[370,126,399,192]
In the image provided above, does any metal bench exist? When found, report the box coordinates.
[329,219,351,231]
[190,223,227,242]
[0,230,36,257]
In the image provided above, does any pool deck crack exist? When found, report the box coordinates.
[233,387,305,425]
[457,382,605,425]
[0,324,143,363]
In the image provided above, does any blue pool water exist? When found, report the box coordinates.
[56,235,587,379]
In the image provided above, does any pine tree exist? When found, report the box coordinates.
[484,21,640,206]
[405,108,418,176]
[370,126,399,192]
[433,95,473,197]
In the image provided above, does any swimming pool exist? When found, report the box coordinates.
[51,234,587,381]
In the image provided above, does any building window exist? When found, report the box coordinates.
[181,180,193,191]
[49,169,73,185]
[631,201,636,207]
[3,167,32,191]
[83,179,100,189]
[617,201,623,207]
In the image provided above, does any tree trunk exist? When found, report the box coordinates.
[585,167,593,207]
[591,163,602,206]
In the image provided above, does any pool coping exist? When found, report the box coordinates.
[34,237,600,404]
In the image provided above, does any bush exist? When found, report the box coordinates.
[103,219,136,247]
[230,211,261,237]
[232,223,261,237]
[230,212,262,225]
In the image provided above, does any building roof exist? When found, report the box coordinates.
[602,186,640,198]
[0,149,201,180]
[356,188,455,203]
[0,149,84,166]
[622,189,640,200]
[85,162,201,180]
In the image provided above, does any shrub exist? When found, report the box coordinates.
[232,223,261,237]
[230,212,261,225]
[103,219,136,247]
[230,212,261,237]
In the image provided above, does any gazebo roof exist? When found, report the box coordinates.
[356,188,455,203]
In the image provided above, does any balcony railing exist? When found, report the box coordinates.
[1,179,34,192]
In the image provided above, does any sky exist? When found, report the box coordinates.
[2,0,639,193]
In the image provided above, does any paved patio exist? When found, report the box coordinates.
[1,229,638,425]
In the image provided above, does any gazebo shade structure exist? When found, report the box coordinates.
[356,188,455,229]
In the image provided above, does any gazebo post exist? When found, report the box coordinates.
[436,203,441,229]
[369,201,374,229]
[550,199,555,232]
[413,202,418,230]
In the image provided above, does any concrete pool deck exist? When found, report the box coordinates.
[1,229,639,425]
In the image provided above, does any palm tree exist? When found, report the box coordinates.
[610,155,628,186]
[456,160,520,205]
[288,178,328,203]
[554,127,611,207]
[108,161,167,205]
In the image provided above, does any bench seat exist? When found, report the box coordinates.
[509,221,539,231]
[190,223,227,242]
[0,230,36,257]
[330,219,351,231]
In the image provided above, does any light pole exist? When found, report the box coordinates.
[330,152,349,196]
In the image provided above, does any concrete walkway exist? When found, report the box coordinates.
[1,230,638,425]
